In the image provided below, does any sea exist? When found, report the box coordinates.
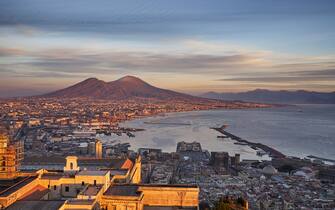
[99,104,335,161]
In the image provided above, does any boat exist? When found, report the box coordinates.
[217,135,228,138]
[126,132,135,138]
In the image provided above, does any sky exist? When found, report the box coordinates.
[0,0,335,97]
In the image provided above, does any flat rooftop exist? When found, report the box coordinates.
[66,199,95,205]
[104,184,199,197]
[77,170,108,176]
[104,185,140,196]
[81,185,103,196]
[40,173,65,180]
[6,200,65,210]
[22,156,129,169]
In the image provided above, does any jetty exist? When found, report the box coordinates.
[211,125,286,159]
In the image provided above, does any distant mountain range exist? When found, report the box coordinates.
[42,76,203,102]
[200,89,335,104]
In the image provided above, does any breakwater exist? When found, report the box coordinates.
[211,126,286,159]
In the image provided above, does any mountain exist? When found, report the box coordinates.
[200,89,335,104]
[42,76,200,101]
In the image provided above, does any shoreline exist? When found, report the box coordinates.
[118,105,279,126]
[118,105,334,162]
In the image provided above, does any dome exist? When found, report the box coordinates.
[294,171,307,177]
[262,165,278,175]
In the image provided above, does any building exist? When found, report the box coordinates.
[0,130,199,210]
[176,141,207,161]
[210,152,240,169]
[0,126,23,180]
[95,140,103,159]
[177,142,202,153]
[101,184,199,210]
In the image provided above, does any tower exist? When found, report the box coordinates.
[0,126,23,180]
[234,154,240,166]
[95,139,102,159]
[64,156,80,173]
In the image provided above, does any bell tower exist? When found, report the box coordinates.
[64,156,80,173]
[0,126,23,180]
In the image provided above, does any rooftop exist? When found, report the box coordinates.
[22,156,129,169]
[6,201,65,210]
[0,176,38,197]
[104,185,140,196]
[104,184,199,197]
[77,170,108,176]
[66,199,95,205]
[80,185,103,196]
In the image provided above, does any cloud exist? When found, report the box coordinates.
[1,43,335,85]
[218,68,335,80]
[0,45,269,79]
[0,48,26,57]
[1,38,335,95]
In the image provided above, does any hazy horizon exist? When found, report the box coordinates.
[1,0,335,97]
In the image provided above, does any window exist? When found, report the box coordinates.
[81,181,85,186]
[65,186,69,192]
[53,185,56,190]
[94,180,97,186]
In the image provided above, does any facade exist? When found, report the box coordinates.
[96,140,103,159]
[210,152,240,169]
[101,184,199,210]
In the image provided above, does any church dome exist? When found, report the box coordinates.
[262,165,278,175]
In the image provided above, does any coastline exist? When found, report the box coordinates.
[117,104,335,162]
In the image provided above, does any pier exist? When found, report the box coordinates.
[211,125,286,159]
[96,127,145,137]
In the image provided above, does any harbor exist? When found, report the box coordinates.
[95,127,145,137]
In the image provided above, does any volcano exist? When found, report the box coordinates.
[42,76,201,101]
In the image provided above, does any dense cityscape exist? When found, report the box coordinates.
[1,0,335,209]
[0,96,334,209]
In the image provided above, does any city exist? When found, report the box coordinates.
[1,1,335,209]
[0,95,334,209]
